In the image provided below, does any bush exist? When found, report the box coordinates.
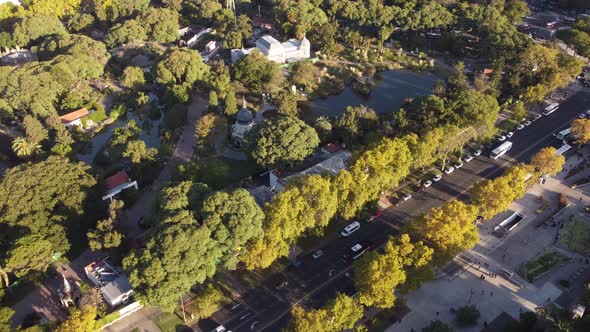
[189,284,228,321]
[519,251,570,282]
[110,104,127,120]
[456,305,480,326]
[82,109,107,127]
[422,319,454,332]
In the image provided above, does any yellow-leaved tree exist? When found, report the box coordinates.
[411,200,479,257]
[354,234,433,308]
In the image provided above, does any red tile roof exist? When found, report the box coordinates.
[60,108,90,124]
[322,143,343,154]
[105,171,130,190]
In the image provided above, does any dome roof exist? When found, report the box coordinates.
[236,99,254,125]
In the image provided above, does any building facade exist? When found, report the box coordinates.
[231,98,255,148]
[231,35,310,64]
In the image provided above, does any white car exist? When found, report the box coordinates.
[506,132,513,138]
[533,114,542,121]
[464,154,474,162]
[517,124,525,130]
[312,249,323,259]
[433,174,442,182]
[585,110,590,115]
[444,166,455,174]
[402,193,412,201]
[524,120,532,126]
[423,180,433,188]
[341,221,360,237]
[454,161,464,169]
[473,149,482,156]
[578,113,586,119]
[498,135,507,142]
[214,326,231,332]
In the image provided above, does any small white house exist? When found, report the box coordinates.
[84,257,133,307]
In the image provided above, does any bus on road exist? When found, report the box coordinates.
[490,141,512,160]
[555,127,572,140]
[542,103,559,116]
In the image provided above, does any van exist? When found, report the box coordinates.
[542,103,559,116]
[502,269,514,278]
[341,221,360,237]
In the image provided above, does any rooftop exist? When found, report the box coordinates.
[279,150,352,187]
[101,275,133,306]
[249,185,276,207]
[321,143,343,154]
[59,108,89,124]
[84,257,123,287]
[105,171,131,190]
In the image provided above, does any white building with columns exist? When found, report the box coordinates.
[231,35,311,64]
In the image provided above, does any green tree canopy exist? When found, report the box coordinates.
[201,189,264,270]
[248,116,319,169]
[23,115,48,144]
[276,0,328,36]
[5,235,53,278]
[105,19,148,48]
[87,200,124,251]
[121,66,145,89]
[12,15,67,46]
[141,7,180,43]
[123,140,158,164]
[0,156,96,254]
[123,221,222,311]
[234,50,285,94]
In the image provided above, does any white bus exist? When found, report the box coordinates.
[555,144,572,156]
[555,127,572,140]
[490,141,512,160]
[542,103,559,116]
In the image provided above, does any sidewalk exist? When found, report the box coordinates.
[386,146,590,332]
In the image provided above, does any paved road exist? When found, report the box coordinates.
[199,90,590,332]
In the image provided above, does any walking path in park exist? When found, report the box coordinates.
[10,94,207,328]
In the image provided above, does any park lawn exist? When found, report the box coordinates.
[497,118,519,132]
[558,218,590,255]
[183,157,263,190]
[96,311,121,328]
[519,251,570,282]
[155,312,184,332]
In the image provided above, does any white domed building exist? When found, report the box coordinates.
[231,98,255,148]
